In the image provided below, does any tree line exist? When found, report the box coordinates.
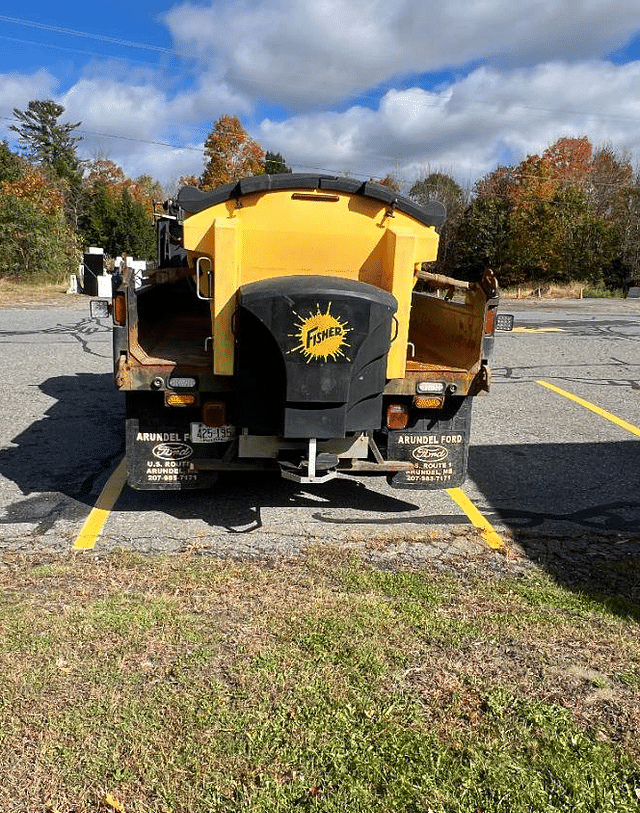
[1,100,165,283]
[0,104,292,284]
[2,102,638,291]
[410,137,640,291]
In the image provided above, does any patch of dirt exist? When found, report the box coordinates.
[0,281,82,308]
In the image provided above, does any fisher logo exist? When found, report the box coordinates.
[152,442,193,461]
[288,302,351,361]
[412,444,448,463]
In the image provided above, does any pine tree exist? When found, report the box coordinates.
[10,100,82,182]
[264,151,291,174]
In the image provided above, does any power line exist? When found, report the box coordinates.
[0,34,167,68]
[0,14,185,56]
[0,114,204,153]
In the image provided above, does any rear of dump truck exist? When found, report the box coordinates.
[95,173,508,490]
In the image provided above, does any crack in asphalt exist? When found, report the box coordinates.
[0,318,111,358]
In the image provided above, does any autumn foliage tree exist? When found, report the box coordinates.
[200,116,265,189]
[0,140,77,282]
[450,136,639,289]
[373,174,402,192]
[2,99,165,281]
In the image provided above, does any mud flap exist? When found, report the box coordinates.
[386,397,472,489]
[126,418,226,490]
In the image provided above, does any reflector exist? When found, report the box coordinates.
[113,293,127,326]
[203,401,226,428]
[484,307,496,334]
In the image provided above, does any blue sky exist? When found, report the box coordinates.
[2,2,640,191]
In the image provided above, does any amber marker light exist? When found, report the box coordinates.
[413,395,444,409]
[113,293,127,326]
[386,403,410,430]
[484,307,496,334]
[165,393,197,407]
[202,401,226,427]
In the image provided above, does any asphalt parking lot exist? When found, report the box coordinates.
[1,295,639,597]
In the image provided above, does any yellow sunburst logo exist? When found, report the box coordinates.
[288,303,352,362]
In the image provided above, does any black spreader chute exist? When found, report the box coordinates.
[235,276,397,438]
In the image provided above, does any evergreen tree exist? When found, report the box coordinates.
[10,100,82,182]
[0,140,23,183]
[78,158,158,260]
[454,195,512,283]
[264,151,291,174]
[115,187,155,260]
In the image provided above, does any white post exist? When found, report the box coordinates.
[308,438,317,479]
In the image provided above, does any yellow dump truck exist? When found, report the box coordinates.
[93,174,510,490]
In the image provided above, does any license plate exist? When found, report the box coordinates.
[190,423,236,443]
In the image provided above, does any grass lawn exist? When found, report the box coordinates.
[1,549,639,812]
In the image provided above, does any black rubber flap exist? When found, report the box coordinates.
[177,174,445,227]
[387,397,473,489]
[236,276,397,438]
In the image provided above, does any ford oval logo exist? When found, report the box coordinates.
[152,442,193,461]
[412,444,448,462]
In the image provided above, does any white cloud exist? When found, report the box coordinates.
[58,76,251,183]
[0,70,58,139]
[63,79,167,142]
[259,60,640,188]
[4,3,640,191]
[163,0,640,107]
[53,57,640,188]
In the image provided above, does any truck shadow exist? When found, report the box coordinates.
[469,442,640,611]
[0,374,418,533]
[2,374,639,612]
[0,373,124,497]
[114,474,423,535]
[0,373,126,533]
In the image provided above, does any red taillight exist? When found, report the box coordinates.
[386,403,410,430]
[203,401,226,428]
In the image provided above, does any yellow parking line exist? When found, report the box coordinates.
[513,327,564,333]
[73,458,127,550]
[446,487,503,549]
[537,380,640,438]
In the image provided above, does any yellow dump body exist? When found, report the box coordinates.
[178,178,442,379]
